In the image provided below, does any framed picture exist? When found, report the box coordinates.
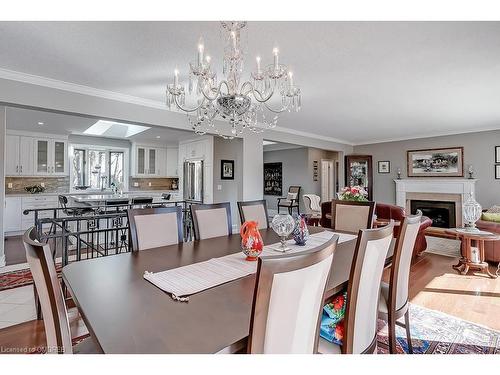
[345,155,373,200]
[496,164,500,180]
[378,161,390,174]
[264,162,282,196]
[407,147,464,177]
[495,146,500,163]
[220,160,234,180]
[313,160,319,181]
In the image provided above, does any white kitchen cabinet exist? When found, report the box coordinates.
[34,138,68,176]
[4,197,22,232]
[132,144,168,177]
[5,135,34,176]
[21,196,59,231]
[166,147,178,177]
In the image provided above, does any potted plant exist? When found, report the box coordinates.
[338,186,368,202]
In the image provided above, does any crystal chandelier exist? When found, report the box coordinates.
[166,21,301,139]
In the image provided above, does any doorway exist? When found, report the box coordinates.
[321,159,335,203]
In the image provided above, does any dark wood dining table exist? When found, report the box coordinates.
[62,227,388,354]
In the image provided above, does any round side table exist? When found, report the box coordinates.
[445,228,499,279]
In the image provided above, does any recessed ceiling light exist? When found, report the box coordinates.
[37,122,44,125]
[156,136,161,139]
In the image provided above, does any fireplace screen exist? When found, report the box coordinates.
[410,200,456,228]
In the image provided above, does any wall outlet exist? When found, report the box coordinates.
[40,182,45,188]
[7,183,12,189]
[148,182,152,187]
[133,182,139,187]
[217,184,222,191]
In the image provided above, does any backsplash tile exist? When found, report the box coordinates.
[128,177,179,191]
[5,177,70,194]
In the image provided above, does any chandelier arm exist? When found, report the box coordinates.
[263,101,289,114]
[173,95,206,113]
[247,80,278,103]
[200,80,230,101]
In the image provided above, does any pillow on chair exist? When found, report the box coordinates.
[287,192,298,201]
[486,205,500,214]
[319,292,347,346]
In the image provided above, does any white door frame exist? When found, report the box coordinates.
[320,159,335,203]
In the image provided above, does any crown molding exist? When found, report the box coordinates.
[272,125,354,146]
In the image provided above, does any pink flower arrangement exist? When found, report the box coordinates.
[339,186,368,202]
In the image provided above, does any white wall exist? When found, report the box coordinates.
[242,133,264,201]
[353,129,500,208]
[0,106,6,267]
[213,137,243,226]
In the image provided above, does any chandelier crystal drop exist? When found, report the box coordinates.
[165,21,301,139]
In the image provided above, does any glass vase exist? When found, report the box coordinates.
[463,192,482,232]
[271,214,295,252]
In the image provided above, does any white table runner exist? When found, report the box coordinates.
[143,231,357,301]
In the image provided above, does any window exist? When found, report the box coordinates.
[71,147,126,190]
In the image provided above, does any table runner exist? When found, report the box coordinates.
[143,231,357,301]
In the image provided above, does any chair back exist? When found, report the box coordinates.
[23,227,72,354]
[389,211,422,312]
[128,206,183,250]
[344,223,393,353]
[190,202,232,240]
[237,200,269,229]
[248,236,338,354]
[331,199,376,233]
[303,194,321,213]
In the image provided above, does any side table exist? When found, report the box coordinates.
[445,228,499,279]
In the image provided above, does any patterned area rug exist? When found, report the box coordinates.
[377,303,500,354]
[0,265,62,291]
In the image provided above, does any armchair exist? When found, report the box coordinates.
[277,186,301,215]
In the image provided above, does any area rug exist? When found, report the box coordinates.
[424,236,461,258]
[0,264,63,292]
[376,303,500,354]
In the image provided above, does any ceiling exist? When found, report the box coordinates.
[5,106,195,144]
[1,21,500,144]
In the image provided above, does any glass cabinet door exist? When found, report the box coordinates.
[54,141,65,173]
[137,148,145,174]
[148,149,156,174]
[36,140,49,174]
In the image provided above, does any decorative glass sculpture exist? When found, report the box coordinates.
[271,214,295,252]
[463,192,482,231]
[240,221,264,261]
[292,214,310,246]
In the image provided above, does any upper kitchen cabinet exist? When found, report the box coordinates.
[131,143,173,177]
[166,147,179,177]
[5,133,35,176]
[34,138,68,176]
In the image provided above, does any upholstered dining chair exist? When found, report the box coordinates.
[319,223,394,354]
[237,200,269,229]
[190,202,233,240]
[378,211,422,354]
[22,227,101,354]
[127,206,183,251]
[331,199,376,233]
[247,235,338,354]
[303,194,321,217]
[277,186,301,215]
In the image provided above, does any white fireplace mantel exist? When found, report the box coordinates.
[394,178,477,208]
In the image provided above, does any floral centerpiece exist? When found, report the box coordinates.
[339,186,368,202]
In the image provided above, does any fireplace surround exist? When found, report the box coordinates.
[394,179,477,228]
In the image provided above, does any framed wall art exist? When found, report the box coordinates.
[407,147,464,177]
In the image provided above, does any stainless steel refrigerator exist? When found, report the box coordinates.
[183,160,204,202]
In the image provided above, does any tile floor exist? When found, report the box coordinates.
[0,286,36,329]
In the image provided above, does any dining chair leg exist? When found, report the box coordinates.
[404,310,413,354]
[388,314,397,354]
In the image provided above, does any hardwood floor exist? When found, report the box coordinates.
[383,252,500,331]
[0,251,498,353]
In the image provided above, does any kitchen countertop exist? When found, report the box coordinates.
[6,190,180,198]
[70,194,182,204]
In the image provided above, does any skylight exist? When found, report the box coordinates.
[84,120,150,138]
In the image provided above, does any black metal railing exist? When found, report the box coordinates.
[24,200,194,267]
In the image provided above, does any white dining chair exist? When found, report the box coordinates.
[127,206,183,251]
[23,227,101,354]
[331,199,376,233]
[304,194,321,217]
[247,235,338,354]
[237,200,269,229]
[378,212,422,354]
[319,223,394,354]
[190,202,233,240]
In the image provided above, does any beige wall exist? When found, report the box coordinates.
[353,129,500,208]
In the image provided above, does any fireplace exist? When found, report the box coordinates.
[410,200,456,228]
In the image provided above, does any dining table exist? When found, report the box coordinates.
[62,226,394,354]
